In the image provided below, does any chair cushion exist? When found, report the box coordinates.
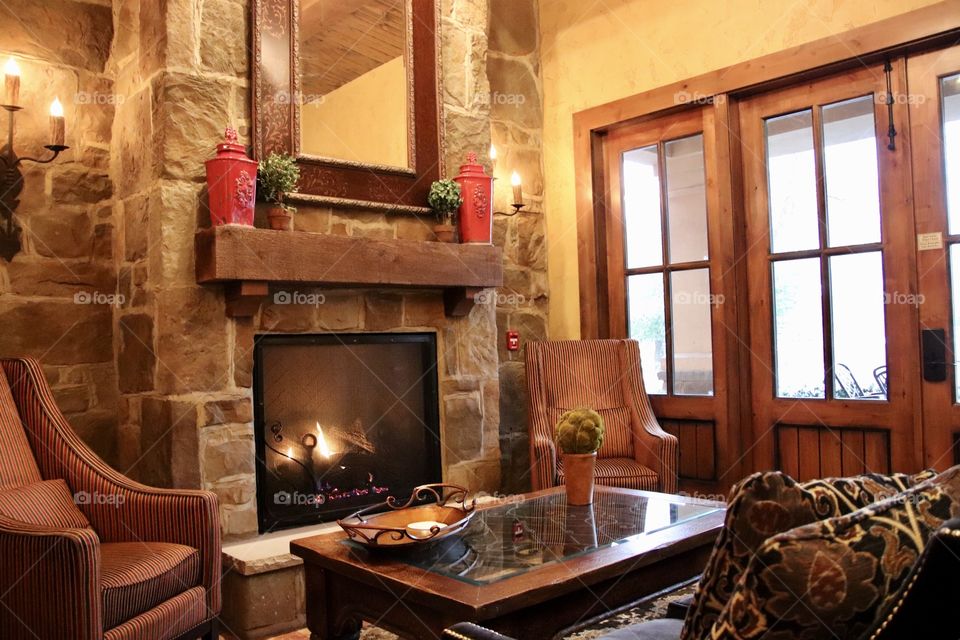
[100,541,201,630]
[0,370,41,490]
[708,466,960,639]
[0,478,90,529]
[558,457,659,491]
[682,469,937,640]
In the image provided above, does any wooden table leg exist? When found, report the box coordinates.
[304,565,363,640]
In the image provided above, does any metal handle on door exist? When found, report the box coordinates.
[922,328,948,383]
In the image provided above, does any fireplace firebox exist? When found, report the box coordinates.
[253,333,442,532]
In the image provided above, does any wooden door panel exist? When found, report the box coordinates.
[908,46,960,470]
[739,62,921,476]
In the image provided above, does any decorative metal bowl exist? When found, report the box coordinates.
[337,484,476,549]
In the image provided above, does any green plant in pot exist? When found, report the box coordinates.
[555,408,605,505]
[428,179,462,242]
[258,152,300,231]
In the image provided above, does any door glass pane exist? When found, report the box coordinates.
[772,258,825,398]
[766,110,820,254]
[622,146,663,268]
[670,269,714,396]
[822,96,881,247]
[944,74,960,234]
[829,252,887,400]
[951,245,960,401]
[627,274,667,394]
[665,135,709,263]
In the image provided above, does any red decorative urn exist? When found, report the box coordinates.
[453,152,494,243]
[205,127,257,226]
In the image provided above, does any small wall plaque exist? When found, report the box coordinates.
[917,232,943,251]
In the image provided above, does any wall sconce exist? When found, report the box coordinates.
[0,57,70,261]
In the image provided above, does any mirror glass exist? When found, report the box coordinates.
[299,0,410,168]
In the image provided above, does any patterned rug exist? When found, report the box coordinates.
[261,581,698,640]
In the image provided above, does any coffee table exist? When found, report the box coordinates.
[290,485,725,640]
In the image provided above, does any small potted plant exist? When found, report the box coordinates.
[555,408,605,505]
[258,152,300,231]
[428,179,462,242]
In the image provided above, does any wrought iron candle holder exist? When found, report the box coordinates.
[0,103,69,261]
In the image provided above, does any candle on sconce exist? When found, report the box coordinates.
[4,58,20,106]
[511,171,523,206]
[49,97,65,146]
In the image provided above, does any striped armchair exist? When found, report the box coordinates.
[525,340,678,493]
[0,357,221,640]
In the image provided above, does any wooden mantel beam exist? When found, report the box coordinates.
[195,227,504,317]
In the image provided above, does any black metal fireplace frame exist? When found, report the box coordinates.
[253,332,442,533]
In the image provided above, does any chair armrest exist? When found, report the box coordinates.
[529,433,557,491]
[443,623,515,640]
[630,415,679,494]
[0,516,102,640]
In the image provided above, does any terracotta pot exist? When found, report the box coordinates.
[433,223,456,243]
[562,452,597,506]
[267,206,293,231]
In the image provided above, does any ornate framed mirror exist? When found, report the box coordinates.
[252,0,441,214]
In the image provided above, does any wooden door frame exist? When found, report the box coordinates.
[908,46,960,470]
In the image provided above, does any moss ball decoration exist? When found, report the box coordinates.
[555,408,605,455]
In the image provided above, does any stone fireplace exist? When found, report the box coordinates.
[253,332,442,531]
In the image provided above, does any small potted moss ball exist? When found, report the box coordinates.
[555,408,605,505]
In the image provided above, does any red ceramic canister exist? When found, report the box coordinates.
[453,152,494,243]
[205,127,257,226]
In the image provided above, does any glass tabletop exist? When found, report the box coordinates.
[352,490,721,586]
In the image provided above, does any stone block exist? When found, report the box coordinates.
[53,384,91,414]
[93,223,113,261]
[6,259,114,297]
[118,313,155,394]
[203,396,254,427]
[403,293,445,327]
[221,503,259,538]
[155,287,231,394]
[220,564,305,638]
[208,475,256,506]
[489,0,538,56]
[498,361,528,435]
[29,209,95,259]
[234,318,255,388]
[139,397,201,489]
[364,293,403,331]
[517,212,546,269]
[454,301,498,377]
[115,88,159,198]
[500,431,532,494]
[200,0,248,76]
[202,423,256,483]
[446,458,500,493]
[0,299,112,365]
[0,1,112,72]
[315,292,362,331]
[444,392,483,461]
[292,208,331,233]
[395,216,435,242]
[124,194,149,261]
[149,181,204,287]
[487,56,542,129]
[158,73,232,180]
[69,410,119,468]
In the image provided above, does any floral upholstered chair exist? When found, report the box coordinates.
[0,357,221,640]
[525,339,678,493]
[442,466,960,639]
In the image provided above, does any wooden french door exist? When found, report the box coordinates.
[602,107,744,488]
[739,62,923,479]
[909,45,960,470]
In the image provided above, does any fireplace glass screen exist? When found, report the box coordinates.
[254,333,441,532]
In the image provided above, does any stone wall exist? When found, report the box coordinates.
[0,0,120,464]
[0,0,548,538]
[489,0,547,494]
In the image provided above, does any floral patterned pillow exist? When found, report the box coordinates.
[681,469,936,640]
[707,466,960,640]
